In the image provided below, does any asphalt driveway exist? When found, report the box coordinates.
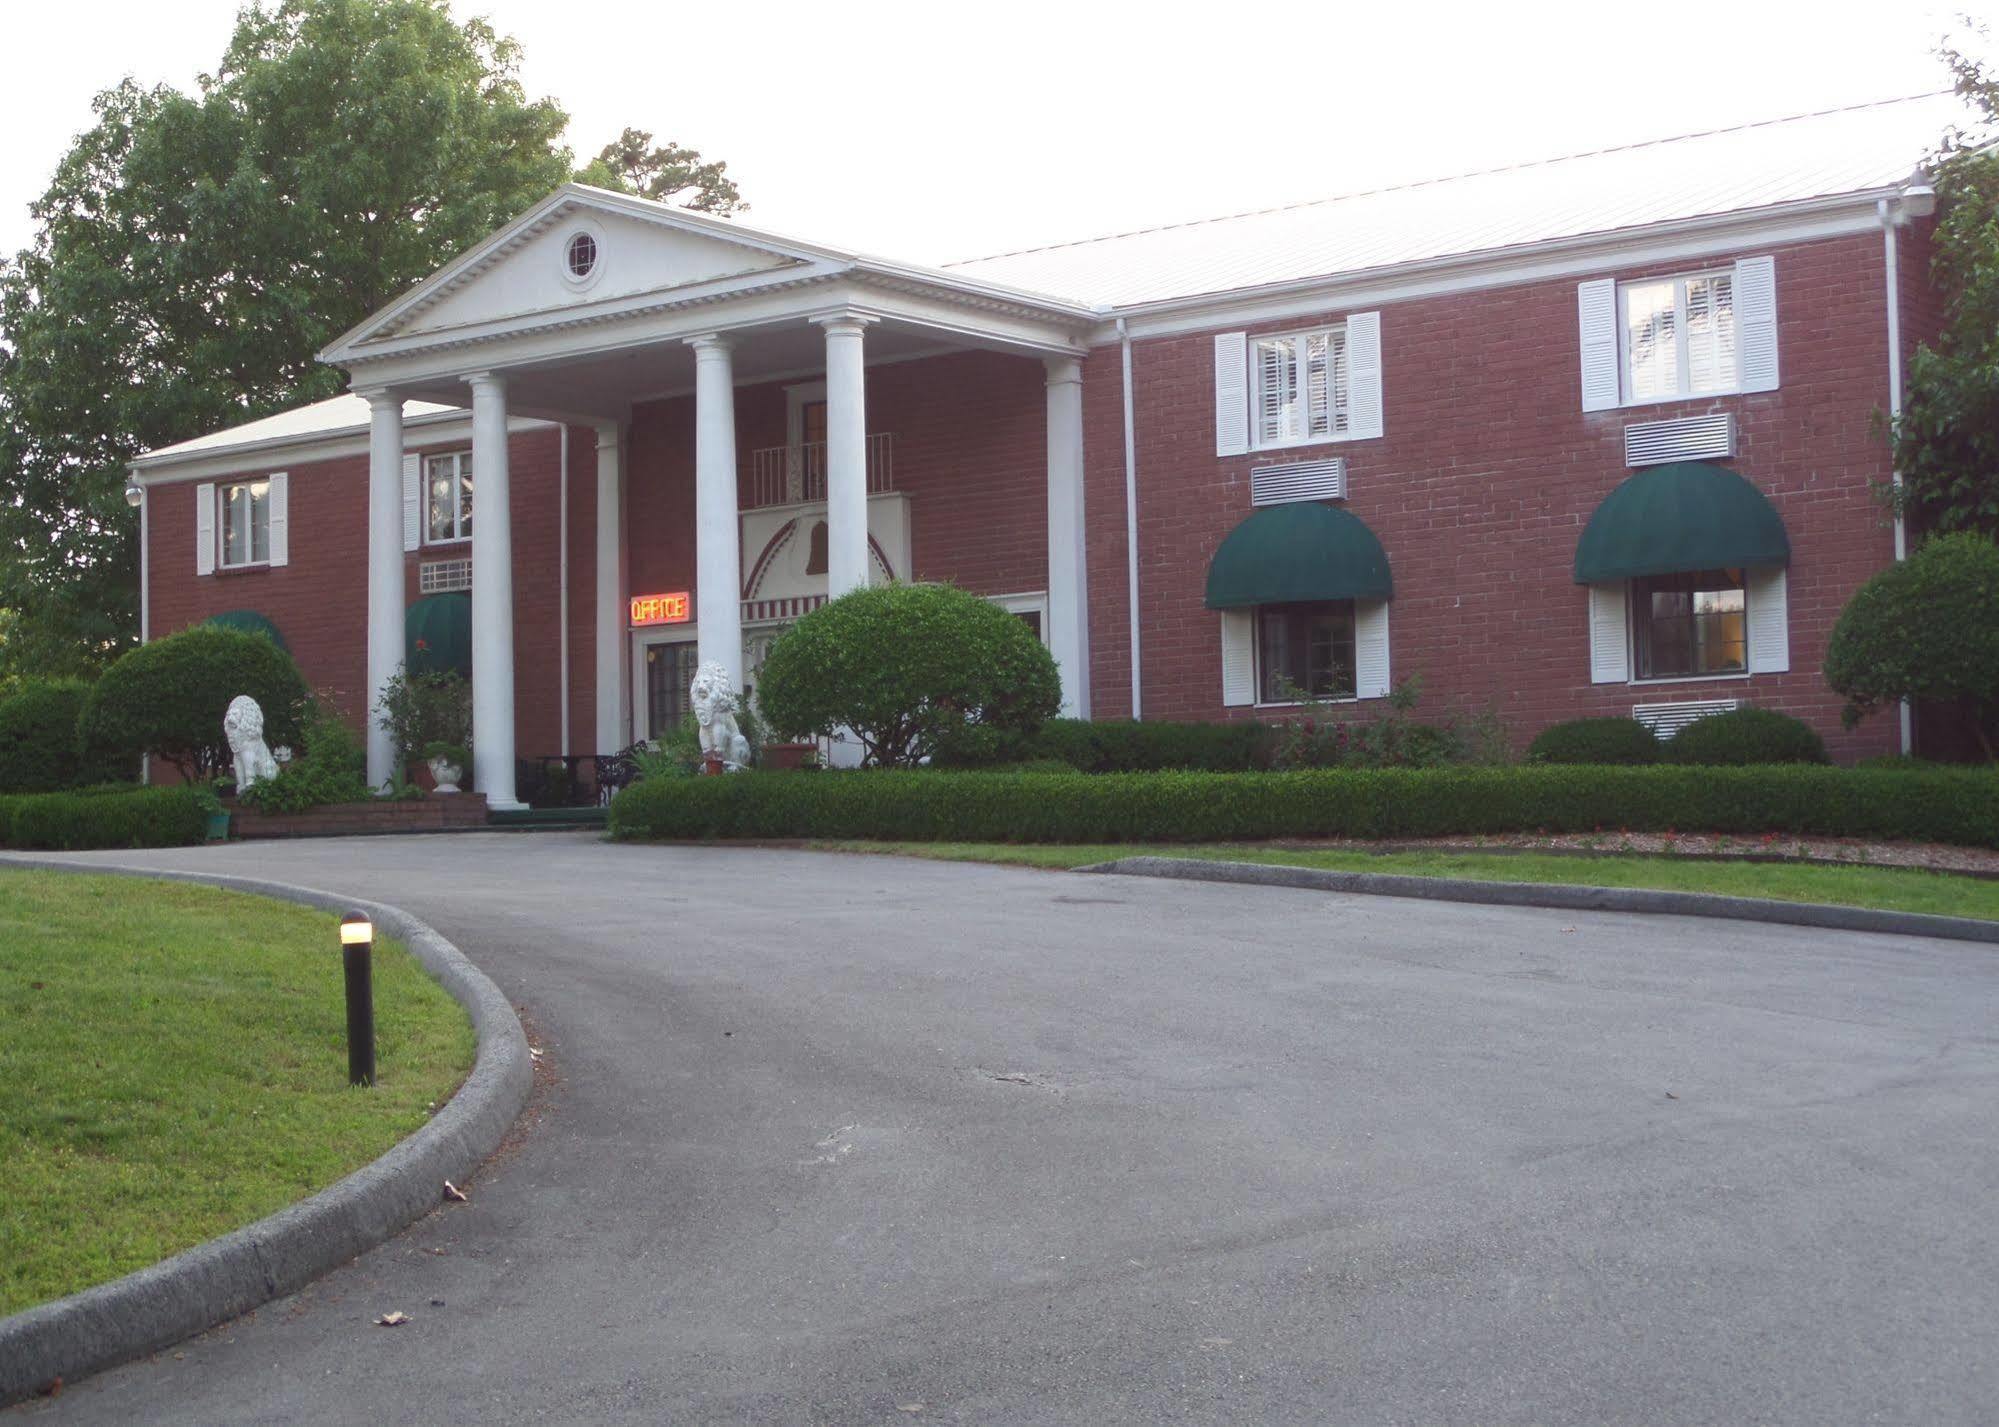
[10,833,1998,1424]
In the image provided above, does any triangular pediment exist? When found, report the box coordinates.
[325,187,845,357]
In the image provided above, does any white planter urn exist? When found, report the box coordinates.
[427,756,464,794]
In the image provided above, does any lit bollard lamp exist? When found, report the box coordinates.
[339,912,376,1087]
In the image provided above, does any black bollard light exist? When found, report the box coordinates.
[339,912,376,1087]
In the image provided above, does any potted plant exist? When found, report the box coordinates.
[197,781,231,842]
[424,742,469,794]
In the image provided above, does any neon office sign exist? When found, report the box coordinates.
[629,592,691,627]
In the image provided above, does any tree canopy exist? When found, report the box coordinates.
[1891,37,1999,536]
[0,0,740,678]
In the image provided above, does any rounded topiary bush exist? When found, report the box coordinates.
[1525,716,1661,765]
[0,680,104,792]
[1826,531,1999,759]
[79,625,310,782]
[1662,706,1829,766]
[756,582,1061,768]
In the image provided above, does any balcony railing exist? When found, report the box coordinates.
[749,433,894,508]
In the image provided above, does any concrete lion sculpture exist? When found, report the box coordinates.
[688,662,753,769]
[223,694,281,791]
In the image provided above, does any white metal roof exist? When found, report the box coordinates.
[944,93,1964,307]
[134,392,463,467]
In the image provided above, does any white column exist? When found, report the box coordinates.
[468,372,521,810]
[1045,356,1091,718]
[593,421,627,753]
[816,313,874,596]
[687,334,743,690]
[364,389,405,790]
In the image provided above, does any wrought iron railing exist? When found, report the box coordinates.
[748,432,894,508]
[515,750,643,808]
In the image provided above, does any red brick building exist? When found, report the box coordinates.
[130,97,1956,802]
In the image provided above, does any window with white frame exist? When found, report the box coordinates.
[1252,326,1349,449]
[1256,600,1356,703]
[218,480,271,568]
[1621,270,1737,403]
[425,451,473,544]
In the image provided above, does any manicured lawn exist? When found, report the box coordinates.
[819,842,1999,922]
[0,872,475,1316]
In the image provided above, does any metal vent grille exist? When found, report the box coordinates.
[419,558,472,594]
[1632,697,1741,740]
[1250,456,1347,506]
[1623,412,1735,467]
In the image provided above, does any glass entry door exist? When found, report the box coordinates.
[644,640,701,741]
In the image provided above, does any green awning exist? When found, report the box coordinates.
[203,609,289,653]
[405,593,471,678]
[1204,503,1392,609]
[1574,462,1791,584]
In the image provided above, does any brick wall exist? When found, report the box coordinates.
[1086,230,1909,760]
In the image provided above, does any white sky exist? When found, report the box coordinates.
[0,0,1989,269]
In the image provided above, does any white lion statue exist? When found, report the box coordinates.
[688,661,752,770]
[223,694,281,791]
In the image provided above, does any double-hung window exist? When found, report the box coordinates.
[1256,600,1357,703]
[426,451,473,544]
[1630,568,1747,680]
[1621,270,1737,403]
[1252,326,1349,449]
[219,480,271,568]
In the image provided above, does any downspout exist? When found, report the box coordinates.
[1118,317,1141,720]
[558,424,571,756]
[134,476,149,784]
[1880,183,1935,755]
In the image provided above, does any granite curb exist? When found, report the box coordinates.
[0,859,533,1407]
[1080,855,1999,945]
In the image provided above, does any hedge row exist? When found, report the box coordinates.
[0,785,212,851]
[934,718,1272,772]
[607,765,1999,848]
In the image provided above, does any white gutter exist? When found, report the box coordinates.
[558,423,571,756]
[1118,318,1141,719]
[1880,181,1935,756]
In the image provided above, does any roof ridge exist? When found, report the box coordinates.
[942,91,1952,269]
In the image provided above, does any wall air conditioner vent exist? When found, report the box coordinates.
[1624,412,1735,467]
[1250,456,1347,506]
[1633,697,1741,740]
[419,558,472,594]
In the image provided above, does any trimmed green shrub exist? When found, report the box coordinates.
[1663,707,1829,766]
[608,764,1999,849]
[1526,717,1661,766]
[237,704,371,814]
[757,583,1061,768]
[0,680,120,792]
[78,626,310,782]
[1826,531,1999,758]
[1,785,211,850]
[935,717,1273,772]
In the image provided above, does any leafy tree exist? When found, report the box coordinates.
[0,680,111,792]
[756,583,1062,769]
[1825,532,1999,760]
[0,1,740,678]
[78,624,310,781]
[577,128,745,214]
[1890,34,1999,535]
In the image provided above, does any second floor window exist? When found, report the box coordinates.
[1622,270,1737,403]
[219,480,270,568]
[426,451,473,544]
[1253,326,1349,449]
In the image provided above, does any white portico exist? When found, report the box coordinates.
[322,185,1099,803]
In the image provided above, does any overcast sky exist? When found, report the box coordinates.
[0,0,1989,269]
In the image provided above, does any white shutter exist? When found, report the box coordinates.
[1735,255,1779,392]
[1746,566,1790,673]
[1588,582,1629,684]
[1220,610,1255,706]
[195,482,216,576]
[266,472,289,568]
[1578,278,1620,412]
[402,453,423,551]
[1214,332,1249,456]
[1346,311,1383,440]
[1354,599,1391,699]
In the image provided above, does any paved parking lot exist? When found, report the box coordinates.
[16,833,1999,1424]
